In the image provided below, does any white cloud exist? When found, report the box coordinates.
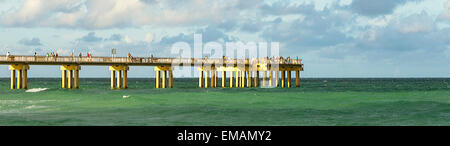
[0,0,258,29]
[1,0,84,27]
[394,12,435,33]
[145,33,153,43]
[440,0,450,21]
[124,35,132,44]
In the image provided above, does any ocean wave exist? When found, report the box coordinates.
[25,88,49,93]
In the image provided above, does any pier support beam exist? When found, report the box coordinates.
[275,71,279,87]
[215,71,218,88]
[154,66,173,89]
[10,70,16,89]
[287,71,291,88]
[235,71,239,88]
[110,65,129,89]
[222,71,226,88]
[262,71,267,86]
[269,71,272,87]
[205,71,209,88]
[211,71,215,88]
[74,70,79,88]
[16,70,22,89]
[246,71,251,88]
[255,71,259,87]
[117,70,122,89]
[23,69,27,89]
[9,64,29,90]
[61,65,81,89]
[161,70,167,88]
[123,70,128,89]
[111,70,116,89]
[296,70,300,87]
[168,70,173,88]
[281,70,285,88]
[155,71,160,89]
[68,70,73,89]
[241,71,245,88]
[198,70,203,88]
[230,71,234,88]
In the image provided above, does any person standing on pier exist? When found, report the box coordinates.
[128,53,132,62]
[150,54,154,63]
[6,52,11,61]
[87,52,92,61]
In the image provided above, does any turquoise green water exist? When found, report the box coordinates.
[0,78,449,126]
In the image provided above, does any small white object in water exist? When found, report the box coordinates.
[25,88,48,93]
[122,95,130,98]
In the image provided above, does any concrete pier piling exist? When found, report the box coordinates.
[230,71,234,88]
[9,64,29,89]
[287,71,291,88]
[281,70,285,88]
[154,66,173,89]
[255,71,259,87]
[198,70,203,88]
[155,70,160,89]
[296,70,300,87]
[110,65,128,89]
[262,71,266,86]
[205,70,209,88]
[222,71,226,88]
[61,65,81,89]
[246,71,251,88]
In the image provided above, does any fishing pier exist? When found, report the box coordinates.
[1,55,303,89]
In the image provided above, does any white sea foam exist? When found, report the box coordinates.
[25,88,48,93]
[24,105,47,109]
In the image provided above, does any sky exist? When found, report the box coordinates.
[0,0,449,78]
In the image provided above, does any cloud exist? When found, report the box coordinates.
[258,1,450,67]
[260,2,317,15]
[0,0,84,27]
[123,35,132,43]
[78,32,102,42]
[352,11,449,65]
[18,37,42,46]
[106,34,123,42]
[260,5,354,55]
[0,0,261,29]
[350,0,419,17]
[439,0,450,21]
[394,11,435,33]
[240,20,263,33]
[195,26,234,42]
[216,20,238,32]
[145,33,153,43]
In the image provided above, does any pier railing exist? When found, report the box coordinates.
[0,55,302,66]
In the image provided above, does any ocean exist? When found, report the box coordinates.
[0,78,449,125]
